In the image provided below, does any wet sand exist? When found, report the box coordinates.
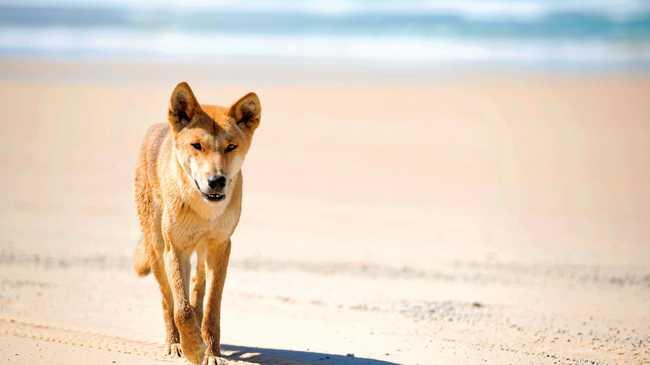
[0,60,649,364]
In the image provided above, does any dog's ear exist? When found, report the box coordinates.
[168,82,200,133]
[229,92,261,133]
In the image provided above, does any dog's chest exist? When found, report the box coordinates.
[171,218,231,248]
[170,203,240,248]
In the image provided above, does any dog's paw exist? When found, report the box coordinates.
[202,355,227,365]
[180,341,205,365]
[166,342,182,357]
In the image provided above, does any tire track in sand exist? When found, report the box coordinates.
[0,317,293,364]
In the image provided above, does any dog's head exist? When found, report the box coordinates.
[167,82,260,203]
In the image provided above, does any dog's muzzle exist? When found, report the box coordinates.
[194,179,226,202]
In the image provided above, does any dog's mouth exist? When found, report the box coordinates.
[202,192,225,202]
[194,180,226,202]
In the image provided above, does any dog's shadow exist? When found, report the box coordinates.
[221,344,399,365]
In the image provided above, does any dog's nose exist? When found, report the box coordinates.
[207,175,226,189]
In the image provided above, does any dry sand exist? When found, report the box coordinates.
[0,60,649,364]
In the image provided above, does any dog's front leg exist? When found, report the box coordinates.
[190,245,207,325]
[164,244,205,364]
[201,239,231,365]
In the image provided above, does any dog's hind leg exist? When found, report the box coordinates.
[142,212,182,358]
[150,256,182,357]
[133,237,151,276]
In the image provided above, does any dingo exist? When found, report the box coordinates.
[133,82,261,364]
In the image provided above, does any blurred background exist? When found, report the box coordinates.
[1,1,649,364]
[1,0,650,69]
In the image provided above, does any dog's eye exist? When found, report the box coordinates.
[191,143,202,151]
[225,144,238,152]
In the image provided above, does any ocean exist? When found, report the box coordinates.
[1,0,650,70]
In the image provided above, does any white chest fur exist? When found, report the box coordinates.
[165,173,243,249]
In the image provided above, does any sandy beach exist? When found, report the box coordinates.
[0,60,649,364]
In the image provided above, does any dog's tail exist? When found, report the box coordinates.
[133,237,151,277]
